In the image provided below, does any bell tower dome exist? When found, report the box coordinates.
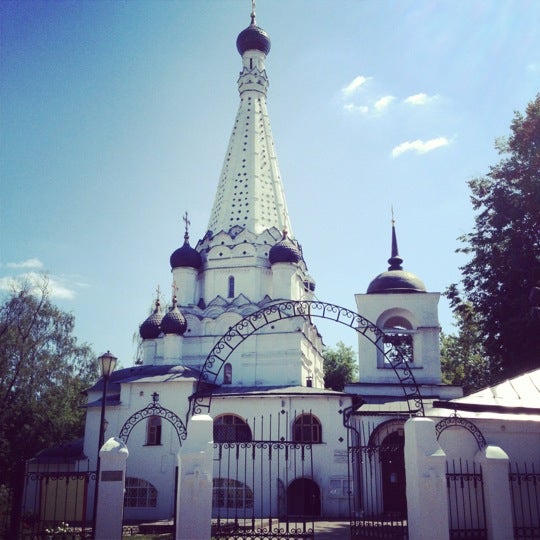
[355,219,443,388]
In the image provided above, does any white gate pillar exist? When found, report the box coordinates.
[474,445,513,540]
[176,414,214,540]
[94,437,129,540]
[405,417,449,540]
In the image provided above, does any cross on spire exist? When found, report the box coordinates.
[183,211,190,242]
[154,284,161,309]
[250,0,256,24]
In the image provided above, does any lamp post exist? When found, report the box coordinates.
[92,351,117,537]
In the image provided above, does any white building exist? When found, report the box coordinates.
[25,9,539,538]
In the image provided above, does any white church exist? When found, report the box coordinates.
[25,8,539,540]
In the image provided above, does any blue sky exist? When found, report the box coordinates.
[1,0,539,366]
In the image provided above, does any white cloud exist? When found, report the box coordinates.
[391,137,451,158]
[341,75,372,97]
[343,103,369,115]
[5,258,44,269]
[374,95,396,113]
[404,93,440,106]
[0,272,76,300]
[527,62,540,72]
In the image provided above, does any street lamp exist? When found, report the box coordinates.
[92,351,117,536]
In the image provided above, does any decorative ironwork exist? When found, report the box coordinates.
[346,420,408,539]
[118,401,187,444]
[509,462,540,539]
[212,415,316,540]
[193,300,424,417]
[19,459,94,540]
[446,459,487,540]
[435,413,486,450]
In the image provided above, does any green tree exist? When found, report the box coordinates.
[323,341,358,391]
[440,285,501,394]
[454,94,540,379]
[0,278,96,489]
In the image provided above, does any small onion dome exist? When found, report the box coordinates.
[236,15,271,56]
[161,297,187,335]
[139,299,163,339]
[269,230,302,265]
[170,234,202,270]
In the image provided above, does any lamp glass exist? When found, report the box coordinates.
[99,351,117,377]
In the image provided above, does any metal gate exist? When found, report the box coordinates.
[346,417,408,540]
[446,459,487,540]
[18,458,94,539]
[212,415,316,540]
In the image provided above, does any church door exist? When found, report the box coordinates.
[287,478,321,517]
[380,431,406,516]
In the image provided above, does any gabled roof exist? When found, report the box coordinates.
[30,438,86,464]
[433,368,540,417]
[86,364,201,393]
[197,385,346,398]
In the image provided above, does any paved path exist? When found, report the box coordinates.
[314,520,350,539]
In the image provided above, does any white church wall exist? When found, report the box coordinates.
[172,266,198,306]
[356,292,441,385]
[210,393,352,518]
[433,414,540,467]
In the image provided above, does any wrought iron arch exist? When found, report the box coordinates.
[192,300,424,417]
[435,413,486,450]
[119,400,188,444]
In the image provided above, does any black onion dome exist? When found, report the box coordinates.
[367,270,427,294]
[161,298,187,335]
[269,231,302,265]
[170,237,202,270]
[139,300,163,339]
[367,220,427,294]
[236,19,271,56]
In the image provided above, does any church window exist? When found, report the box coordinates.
[223,363,232,385]
[292,414,322,443]
[124,477,157,508]
[213,478,254,509]
[382,316,414,366]
[228,276,235,298]
[214,415,252,442]
[146,416,162,445]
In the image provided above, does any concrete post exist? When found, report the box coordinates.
[94,437,129,540]
[176,414,214,540]
[475,445,513,540]
[404,417,449,540]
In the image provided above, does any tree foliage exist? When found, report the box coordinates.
[323,341,358,391]
[0,278,96,487]
[454,94,540,379]
[440,285,501,393]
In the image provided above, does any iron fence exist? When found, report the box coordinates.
[212,413,316,540]
[19,459,95,540]
[510,462,540,539]
[347,419,408,540]
[446,459,487,540]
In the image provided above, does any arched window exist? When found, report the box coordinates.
[124,477,158,508]
[213,478,254,509]
[292,414,322,443]
[146,416,162,445]
[228,276,235,298]
[214,414,252,442]
[223,363,232,385]
[382,316,414,366]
